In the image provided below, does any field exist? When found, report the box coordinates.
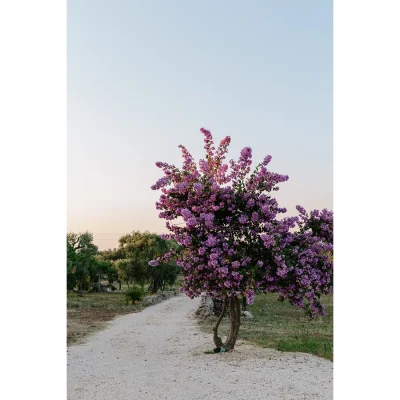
[199,293,333,360]
[67,291,144,345]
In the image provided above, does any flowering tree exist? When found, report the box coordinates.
[150,128,333,350]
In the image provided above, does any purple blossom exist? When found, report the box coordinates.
[296,205,307,215]
[175,182,188,192]
[247,199,255,208]
[205,235,218,247]
[251,212,259,222]
[240,147,252,158]
[151,127,333,319]
[260,233,275,248]
[263,155,272,165]
[181,208,193,219]
[187,217,198,228]
[232,261,240,269]
[246,290,255,305]
[193,183,204,191]
[238,215,248,224]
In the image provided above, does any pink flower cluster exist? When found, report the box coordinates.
[151,128,333,317]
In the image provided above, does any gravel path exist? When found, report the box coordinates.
[67,294,332,400]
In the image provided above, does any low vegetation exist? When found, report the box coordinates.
[124,286,146,304]
[67,286,179,345]
[67,291,144,345]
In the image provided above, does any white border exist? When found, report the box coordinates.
[334,0,400,398]
[0,1,66,399]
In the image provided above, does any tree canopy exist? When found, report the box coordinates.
[118,231,180,292]
[150,128,333,348]
[67,232,99,294]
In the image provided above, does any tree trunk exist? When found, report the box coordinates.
[212,295,241,350]
[213,295,227,348]
[223,295,241,350]
[242,295,247,311]
[212,297,224,316]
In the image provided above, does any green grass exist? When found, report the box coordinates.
[200,293,333,361]
[67,291,144,311]
[67,291,145,345]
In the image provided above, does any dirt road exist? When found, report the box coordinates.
[67,294,332,400]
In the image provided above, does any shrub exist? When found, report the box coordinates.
[80,277,90,291]
[124,286,145,304]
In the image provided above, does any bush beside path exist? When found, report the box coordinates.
[68,294,332,400]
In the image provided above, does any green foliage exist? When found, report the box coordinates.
[67,230,180,295]
[90,258,119,286]
[106,264,119,284]
[67,273,77,290]
[67,232,98,258]
[67,231,98,294]
[114,259,134,287]
[148,262,180,293]
[99,247,125,261]
[124,286,146,304]
[78,276,91,291]
[113,231,181,292]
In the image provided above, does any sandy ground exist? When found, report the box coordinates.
[67,294,332,400]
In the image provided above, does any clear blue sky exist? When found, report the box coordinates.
[68,0,332,250]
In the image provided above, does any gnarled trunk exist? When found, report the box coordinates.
[212,295,241,350]
[212,295,227,348]
[242,295,247,311]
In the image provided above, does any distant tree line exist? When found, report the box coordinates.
[67,230,181,296]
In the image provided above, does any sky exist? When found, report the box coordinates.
[67,0,333,250]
